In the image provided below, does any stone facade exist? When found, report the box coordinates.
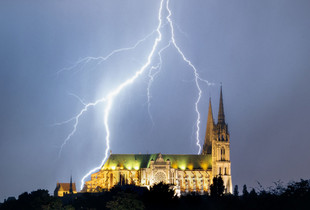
[85,87,232,194]
[85,153,212,195]
[54,176,77,197]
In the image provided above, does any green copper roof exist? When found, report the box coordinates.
[102,154,212,171]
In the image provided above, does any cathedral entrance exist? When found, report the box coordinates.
[154,171,167,184]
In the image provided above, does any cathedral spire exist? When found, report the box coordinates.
[218,85,225,124]
[207,98,214,128]
[69,175,73,194]
[202,98,214,154]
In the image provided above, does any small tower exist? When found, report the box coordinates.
[211,86,232,193]
[69,175,73,194]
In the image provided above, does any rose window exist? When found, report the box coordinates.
[154,171,166,184]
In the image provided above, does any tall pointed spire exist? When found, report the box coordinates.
[218,85,225,124]
[202,98,214,154]
[69,175,73,194]
[207,98,214,129]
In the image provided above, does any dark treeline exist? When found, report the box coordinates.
[1,178,310,210]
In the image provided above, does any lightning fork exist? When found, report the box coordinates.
[165,0,213,154]
[79,0,165,190]
[58,97,107,158]
[57,29,157,75]
[147,41,172,125]
[59,0,211,190]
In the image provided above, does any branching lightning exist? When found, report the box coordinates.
[58,0,213,190]
[165,0,202,153]
[57,30,157,75]
[147,41,171,125]
[59,97,107,157]
[165,0,214,154]
[78,0,164,190]
[67,92,87,106]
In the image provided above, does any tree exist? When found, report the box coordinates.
[94,186,104,193]
[144,182,176,209]
[242,185,249,198]
[148,182,175,200]
[249,188,257,199]
[283,179,310,198]
[210,176,225,197]
[1,189,62,210]
[106,192,144,210]
[233,185,239,197]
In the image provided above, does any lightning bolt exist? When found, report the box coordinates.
[57,29,157,75]
[66,92,87,106]
[59,97,107,157]
[147,41,171,125]
[78,0,165,190]
[165,0,215,154]
[58,0,213,190]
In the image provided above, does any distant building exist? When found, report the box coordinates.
[84,87,232,195]
[54,176,77,197]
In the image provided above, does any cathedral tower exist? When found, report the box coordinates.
[84,86,233,194]
[202,86,232,193]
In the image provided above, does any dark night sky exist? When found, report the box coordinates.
[1,0,310,201]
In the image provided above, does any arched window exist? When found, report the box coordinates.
[221,148,225,160]
[219,167,222,175]
[224,167,227,175]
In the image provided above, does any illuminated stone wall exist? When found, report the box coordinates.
[85,153,213,195]
[54,183,77,197]
[85,88,233,194]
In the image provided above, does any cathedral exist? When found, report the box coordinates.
[84,87,232,194]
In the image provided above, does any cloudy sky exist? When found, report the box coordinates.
[1,0,310,200]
